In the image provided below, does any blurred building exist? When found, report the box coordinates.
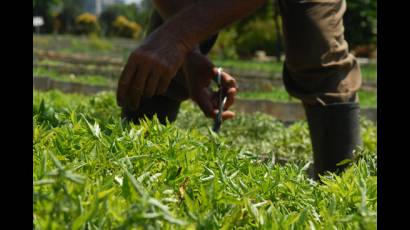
[84,0,126,15]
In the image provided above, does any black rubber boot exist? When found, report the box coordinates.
[304,102,362,180]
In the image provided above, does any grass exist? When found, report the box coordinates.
[361,65,377,81]
[33,90,376,229]
[213,59,377,81]
[237,88,298,103]
[33,66,116,87]
[34,35,111,52]
[33,35,134,60]
[357,91,377,108]
[34,59,121,76]
[213,59,283,74]
[237,88,377,108]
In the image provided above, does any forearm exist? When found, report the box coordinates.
[151,0,203,56]
[152,0,211,72]
[157,0,267,51]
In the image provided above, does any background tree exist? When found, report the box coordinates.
[134,0,153,28]
[33,0,61,33]
[344,0,377,56]
[99,3,147,36]
[75,12,100,35]
[55,0,84,34]
[111,15,142,39]
[211,0,283,59]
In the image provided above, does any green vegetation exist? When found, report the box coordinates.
[32,65,377,108]
[34,0,376,57]
[214,59,377,81]
[75,13,100,35]
[357,91,377,108]
[33,0,377,227]
[99,2,149,37]
[344,0,377,48]
[33,35,377,82]
[109,16,142,39]
[237,88,377,108]
[33,59,376,108]
[213,59,283,74]
[33,66,115,87]
[33,90,376,229]
[237,88,297,103]
[33,35,132,59]
[33,0,61,33]
[361,65,377,81]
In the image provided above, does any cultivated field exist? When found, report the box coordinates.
[33,35,377,229]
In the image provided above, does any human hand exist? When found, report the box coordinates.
[116,29,190,110]
[183,51,237,120]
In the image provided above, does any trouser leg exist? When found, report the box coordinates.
[278,0,362,179]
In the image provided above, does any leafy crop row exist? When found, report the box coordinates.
[33,90,376,229]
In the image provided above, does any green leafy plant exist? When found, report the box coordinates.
[33,90,377,229]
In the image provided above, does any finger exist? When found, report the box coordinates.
[211,69,237,110]
[196,89,217,118]
[220,70,238,90]
[156,71,174,95]
[128,65,151,110]
[224,87,237,110]
[144,69,161,97]
[221,111,235,120]
[116,58,138,107]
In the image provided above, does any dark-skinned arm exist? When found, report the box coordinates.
[151,0,238,119]
[117,0,266,111]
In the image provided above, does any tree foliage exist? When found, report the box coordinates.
[33,0,61,33]
[344,0,377,48]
